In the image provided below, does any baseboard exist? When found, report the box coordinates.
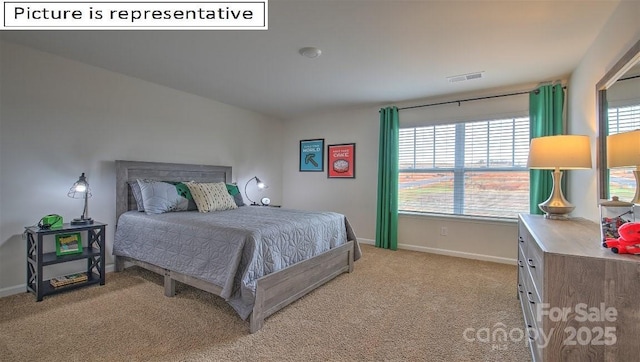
[0,263,118,298]
[358,238,516,265]
[0,284,27,298]
[357,238,375,245]
[398,244,516,265]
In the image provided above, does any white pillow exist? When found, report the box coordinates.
[185,182,238,213]
[137,179,189,214]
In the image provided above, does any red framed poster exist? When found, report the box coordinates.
[327,143,355,178]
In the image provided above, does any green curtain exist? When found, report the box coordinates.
[375,106,399,250]
[529,84,565,214]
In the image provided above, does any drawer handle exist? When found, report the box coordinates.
[527,325,536,340]
[517,283,524,294]
[527,258,536,268]
[518,259,524,268]
[527,291,536,305]
[519,237,524,243]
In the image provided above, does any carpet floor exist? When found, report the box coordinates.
[0,244,531,361]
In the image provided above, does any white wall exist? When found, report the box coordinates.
[0,41,284,295]
[282,85,537,264]
[281,106,379,240]
[568,0,640,221]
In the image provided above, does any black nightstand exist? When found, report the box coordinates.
[24,222,106,301]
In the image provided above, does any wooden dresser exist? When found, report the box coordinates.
[517,214,640,361]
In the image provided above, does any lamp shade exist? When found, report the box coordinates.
[67,172,92,199]
[607,130,640,168]
[527,135,592,170]
[68,172,93,225]
[255,177,266,189]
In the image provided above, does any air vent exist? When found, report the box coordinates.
[447,71,485,83]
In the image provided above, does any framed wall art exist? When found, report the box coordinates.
[299,139,324,172]
[327,143,355,178]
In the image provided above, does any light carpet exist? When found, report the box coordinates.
[0,244,530,361]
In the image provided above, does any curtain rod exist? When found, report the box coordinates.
[398,86,566,112]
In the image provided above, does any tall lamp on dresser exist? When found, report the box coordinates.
[527,135,592,219]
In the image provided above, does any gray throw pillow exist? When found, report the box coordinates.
[128,181,145,212]
[137,179,189,214]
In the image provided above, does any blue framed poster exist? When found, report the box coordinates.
[299,139,324,172]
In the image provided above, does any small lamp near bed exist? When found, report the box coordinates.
[68,172,94,225]
[244,176,267,206]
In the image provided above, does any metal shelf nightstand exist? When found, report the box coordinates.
[25,222,106,301]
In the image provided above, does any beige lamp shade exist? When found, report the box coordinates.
[527,134,592,219]
[607,130,640,168]
[527,135,592,170]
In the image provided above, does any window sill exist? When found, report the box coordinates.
[398,211,518,225]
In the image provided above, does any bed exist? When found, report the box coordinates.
[113,160,361,333]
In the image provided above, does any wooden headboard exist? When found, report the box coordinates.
[115,160,232,221]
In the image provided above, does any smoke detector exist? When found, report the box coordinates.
[299,47,322,59]
[447,71,485,83]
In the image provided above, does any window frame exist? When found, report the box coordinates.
[398,116,530,219]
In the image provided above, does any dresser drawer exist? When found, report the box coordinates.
[525,237,544,301]
[518,222,529,252]
[518,270,543,362]
[523,277,540,324]
[517,243,527,274]
[519,224,544,301]
[518,269,534,323]
[518,247,540,321]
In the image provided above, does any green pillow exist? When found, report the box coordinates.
[226,183,245,207]
[175,182,198,210]
[175,182,193,199]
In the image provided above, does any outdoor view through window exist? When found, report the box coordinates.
[608,104,640,200]
[399,117,530,219]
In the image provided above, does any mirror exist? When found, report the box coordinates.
[596,38,640,200]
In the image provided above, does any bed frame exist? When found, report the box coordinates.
[114,160,356,333]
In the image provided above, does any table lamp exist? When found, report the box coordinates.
[527,135,592,219]
[68,172,93,225]
[244,176,267,206]
[607,129,640,204]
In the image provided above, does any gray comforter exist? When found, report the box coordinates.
[113,206,360,319]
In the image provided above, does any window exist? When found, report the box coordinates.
[607,104,640,201]
[399,117,530,219]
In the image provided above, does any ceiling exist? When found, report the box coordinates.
[1,0,620,120]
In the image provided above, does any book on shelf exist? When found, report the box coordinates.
[50,273,88,288]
